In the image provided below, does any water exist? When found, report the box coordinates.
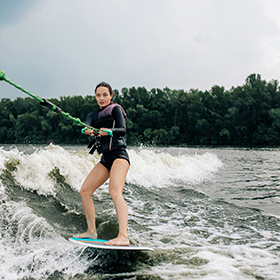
[0,144,279,279]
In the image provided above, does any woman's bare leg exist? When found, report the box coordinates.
[74,163,110,239]
[105,158,130,246]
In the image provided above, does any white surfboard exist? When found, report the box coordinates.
[69,237,154,251]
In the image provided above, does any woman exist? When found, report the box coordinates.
[75,82,130,246]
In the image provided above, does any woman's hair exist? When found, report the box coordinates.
[95,82,113,96]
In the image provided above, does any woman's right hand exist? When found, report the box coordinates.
[85,129,94,136]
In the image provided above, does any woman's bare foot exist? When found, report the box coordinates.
[73,231,97,239]
[104,236,130,246]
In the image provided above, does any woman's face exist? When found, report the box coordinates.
[95,86,113,108]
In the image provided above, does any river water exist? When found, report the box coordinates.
[0,144,279,279]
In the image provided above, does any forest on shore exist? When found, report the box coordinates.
[0,73,280,147]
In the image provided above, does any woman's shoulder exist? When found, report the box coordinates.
[112,103,127,119]
[111,103,122,112]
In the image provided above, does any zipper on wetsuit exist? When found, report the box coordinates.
[109,120,115,150]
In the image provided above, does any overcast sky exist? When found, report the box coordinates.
[1,0,280,100]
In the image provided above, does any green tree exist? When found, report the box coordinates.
[1,73,280,146]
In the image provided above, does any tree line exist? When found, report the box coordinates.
[0,73,280,146]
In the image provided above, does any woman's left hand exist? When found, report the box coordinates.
[99,128,110,136]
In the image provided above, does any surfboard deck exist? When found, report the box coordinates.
[69,237,154,251]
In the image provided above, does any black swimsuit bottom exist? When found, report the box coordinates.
[100,147,130,171]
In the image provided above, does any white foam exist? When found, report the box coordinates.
[127,149,223,188]
[0,199,89,280]
[0,146,20,171]
[1,145,223,194]
[3,144,101,195]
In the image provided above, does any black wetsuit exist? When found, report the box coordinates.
[85,103,130,170]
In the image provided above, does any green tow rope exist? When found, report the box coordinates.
[0,70,112,136]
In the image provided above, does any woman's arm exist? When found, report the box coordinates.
[111,106,126,137]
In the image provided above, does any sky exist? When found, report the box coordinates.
[1,0,280,100]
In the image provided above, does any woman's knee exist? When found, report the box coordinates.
[109,187,122,201]
[80,183,93,197]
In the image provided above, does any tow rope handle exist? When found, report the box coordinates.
[81,128,113,136]
[0,70,112,136]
